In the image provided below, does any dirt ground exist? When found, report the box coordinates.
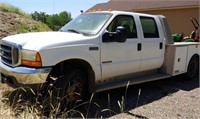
[0,11,34,39]
[0,11,50,39]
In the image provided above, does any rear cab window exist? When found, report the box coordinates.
[140,16,159,38]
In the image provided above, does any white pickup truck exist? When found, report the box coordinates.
[0,11,199,102]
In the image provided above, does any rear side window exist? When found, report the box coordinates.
[140,17,159,38]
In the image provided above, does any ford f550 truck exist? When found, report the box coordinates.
[0,11,199,102]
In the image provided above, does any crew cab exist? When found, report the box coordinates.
[0,11,199,103]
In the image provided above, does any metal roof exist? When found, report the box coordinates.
[88,0,199,12]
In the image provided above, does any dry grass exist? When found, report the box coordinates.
[0,85,15,119]
[0,83,112,118]
[0,82,129,118]
[0,2,30,18]
[0,84,61,118]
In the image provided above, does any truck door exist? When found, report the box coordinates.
[101,15,142,79]
[139,16,165,71]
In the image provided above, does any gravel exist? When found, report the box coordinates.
[107,76,200,119]
[79,75,199,118]
[109,88,200,119]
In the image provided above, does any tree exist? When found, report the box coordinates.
[31,11,72,31]
[31,11,47,23]
[59,11,72,26]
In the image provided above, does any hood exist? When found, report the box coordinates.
[2,32,94,51]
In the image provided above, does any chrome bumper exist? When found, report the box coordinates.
[0,61,52,85]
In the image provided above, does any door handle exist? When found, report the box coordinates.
[138,43,142,51]
[159,42,163,49]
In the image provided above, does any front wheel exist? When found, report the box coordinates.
[187,56,199,80]
[52,69,87,104]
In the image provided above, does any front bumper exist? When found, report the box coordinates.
[0,61,52,87]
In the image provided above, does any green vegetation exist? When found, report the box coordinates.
[17,22,51,33]
[0,2,30,18]
[0,2,52,38]
[31,11,72,31]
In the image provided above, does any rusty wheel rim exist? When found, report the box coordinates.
[67,76,84,103]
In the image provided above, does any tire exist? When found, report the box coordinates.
[187,56,199,80]
[52,68,87,105]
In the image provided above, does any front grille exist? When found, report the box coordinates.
[0,41,21,67]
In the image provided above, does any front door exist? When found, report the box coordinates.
[100,15,142,79]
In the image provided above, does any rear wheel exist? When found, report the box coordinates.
[187,56,199,80]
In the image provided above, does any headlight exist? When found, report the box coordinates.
[21,50,42,67]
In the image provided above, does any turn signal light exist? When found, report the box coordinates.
[21,53,42,67]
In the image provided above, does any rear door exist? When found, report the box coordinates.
[138,16,165,71]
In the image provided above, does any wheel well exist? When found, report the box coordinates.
[194,54,199,58]
[186,54,199,79]
[47,59,95,93]
[190,54,199,62]
[187,54,199,70]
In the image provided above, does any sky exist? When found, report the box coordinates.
[0,0,109,18]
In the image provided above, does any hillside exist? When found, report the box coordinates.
[0,3,51,39]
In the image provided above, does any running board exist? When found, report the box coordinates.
[96,74,171,92]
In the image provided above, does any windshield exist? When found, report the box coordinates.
[60,13,112,35]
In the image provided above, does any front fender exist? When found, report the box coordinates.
[39,44,101,80]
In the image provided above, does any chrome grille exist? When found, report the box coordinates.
[0,41,21,67]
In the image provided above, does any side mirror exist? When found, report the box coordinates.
[116,26,127,43]
[102,26,127,43]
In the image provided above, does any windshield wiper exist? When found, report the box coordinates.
[67,29,94,36]
[68,29,81,34]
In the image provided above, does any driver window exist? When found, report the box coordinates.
[107,15,137,38]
